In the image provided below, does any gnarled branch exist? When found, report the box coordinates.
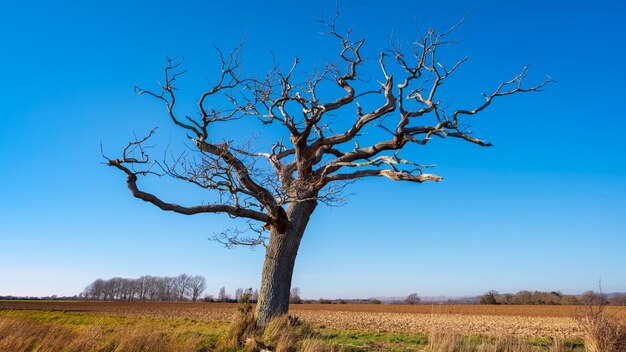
[108,14,551,234]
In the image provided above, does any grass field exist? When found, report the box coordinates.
[1,301,623,351]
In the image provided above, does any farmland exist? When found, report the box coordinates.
[2,301,623,337]
[3,300,623,351]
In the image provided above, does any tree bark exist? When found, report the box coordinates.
[254,199,316,327]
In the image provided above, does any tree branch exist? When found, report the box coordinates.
[110,15,552,231]
[105,131,273,224]
[324,169,442,184]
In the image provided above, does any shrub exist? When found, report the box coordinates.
[577,303,626,352]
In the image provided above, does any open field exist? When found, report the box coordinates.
[2,301,625,351]
[2,301,625,339]
[5,301,625,318]
[0,301,596,352]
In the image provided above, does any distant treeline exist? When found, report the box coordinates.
[0,295,78,301]
[479,290,626,306]
[81,274,207,302]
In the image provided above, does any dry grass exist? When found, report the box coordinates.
[0,310,222,352]
[577,304,626,352]
[218,308,256,350]
[0,317,211,351]
[427,332,571,352]
[299,338,337,352]
[262,316,311,348]
[217,311,319,352]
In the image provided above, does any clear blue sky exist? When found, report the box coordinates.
[1,0,624,299]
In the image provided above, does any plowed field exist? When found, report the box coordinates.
[2,301,624,338]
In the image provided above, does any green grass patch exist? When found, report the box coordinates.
[318,327,428,350]
[317,327,584,351]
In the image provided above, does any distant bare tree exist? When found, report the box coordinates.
[479,290,500,305]
[218,286,227,302]
[189,275,207,302]
[251,289,259,303]
[609,295,626,306]
[581,291,608,306]
[162,277,176,301]
[137,276,149,301]
[175,274,191,301]
[235,287,244,302]
[368,297,382,305]
[513,290,533,305]
[82,279,106,300]
[561,295,581,305]
[145,276,161,300]
[105,10,550,326]
[82,274,206,302]
[289,287,302,304]
[404,293,421,305]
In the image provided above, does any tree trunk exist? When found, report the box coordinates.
[254,200,316,327]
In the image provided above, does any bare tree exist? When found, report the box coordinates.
[175,274,191,301]
[218,286,227,303]
[235,287,244,302]
[82,274,206,301]
[105,12,550,326]
[480,290,500,305]
[581,291,608,306]
[289,287,302,304]
[189,275,207,302]
[251,289,259,303]
[405,293,421,305]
